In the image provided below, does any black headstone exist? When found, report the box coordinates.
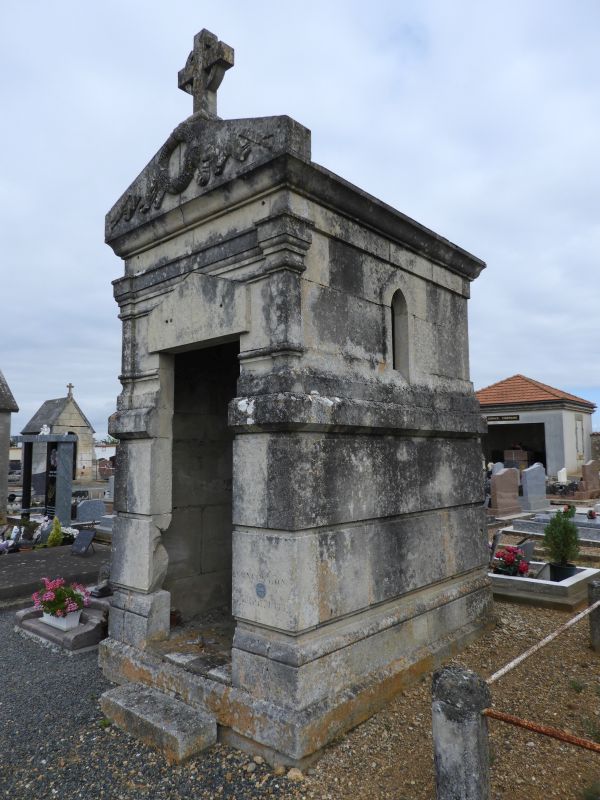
[71,529,95,556]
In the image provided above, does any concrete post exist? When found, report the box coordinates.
[432,665,491,800]
[589,580,600,652]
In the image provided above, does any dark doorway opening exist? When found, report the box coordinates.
[482,422,546,469]
[163,340,240,623]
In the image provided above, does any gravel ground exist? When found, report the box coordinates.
[2,594,599,799]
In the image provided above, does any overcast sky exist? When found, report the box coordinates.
[2,0,599,436]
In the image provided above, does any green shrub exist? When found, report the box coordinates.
[583,782,600,800]
[543,506,579,565]
[47,516,63,547]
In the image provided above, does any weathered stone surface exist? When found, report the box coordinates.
[109,589,170,648]
[100,683,216,763]
[147,272,249,354]
[432,666,491,800]
[101,27,491,763]
[106,116,311,246]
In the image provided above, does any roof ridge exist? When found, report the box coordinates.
[476,374,595,409]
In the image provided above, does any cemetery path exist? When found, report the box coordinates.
[0,609,301,799]
[1,599,599,799]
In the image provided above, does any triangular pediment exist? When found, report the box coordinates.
[106,115,310,241]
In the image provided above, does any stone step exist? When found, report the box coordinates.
[100,683,217,763]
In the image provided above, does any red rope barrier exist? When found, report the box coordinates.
[483,708,600,754]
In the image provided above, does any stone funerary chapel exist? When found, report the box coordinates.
[99,29,492,765]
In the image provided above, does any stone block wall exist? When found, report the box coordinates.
[162,343,239,617]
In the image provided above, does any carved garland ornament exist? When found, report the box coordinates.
[110,122,274,230]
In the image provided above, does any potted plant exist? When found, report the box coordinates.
[32,577,90,630]
[543,505,580,581]
[492,545,530,577]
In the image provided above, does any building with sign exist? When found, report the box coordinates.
[476,374,596,477]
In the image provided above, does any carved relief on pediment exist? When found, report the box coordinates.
[108,120,277,232]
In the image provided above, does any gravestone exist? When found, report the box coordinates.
[94,514,115,544]
[71,528,95,556]
[16,433,76,524]
[99,28,492,765]
[519,462,547,512]
[557,467,568,483]
[488,468,521,517]
[582,460,600,494]
[76,499,106,523]
[491,462,504,475]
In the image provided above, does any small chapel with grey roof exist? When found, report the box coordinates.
[21,384,95,484]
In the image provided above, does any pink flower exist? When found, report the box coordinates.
[56,609,64,617]
[42,591,55,602]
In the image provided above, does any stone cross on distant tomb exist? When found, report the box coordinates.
[178,29,234,118]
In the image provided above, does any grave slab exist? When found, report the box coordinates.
[489,561,600,610]
[14,600,109,651]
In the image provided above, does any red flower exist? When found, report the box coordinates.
[503,552,516,565]
[518,560,529,574]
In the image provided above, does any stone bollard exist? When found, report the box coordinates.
[432,665,491,800]
[589,581,600,652]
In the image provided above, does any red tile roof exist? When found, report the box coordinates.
[476,374,596,409]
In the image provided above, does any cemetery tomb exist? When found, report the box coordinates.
[99,29,492,764]
[20,385,96,485]
[477,374,596,477]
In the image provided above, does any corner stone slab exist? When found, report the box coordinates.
[100,683,217,763]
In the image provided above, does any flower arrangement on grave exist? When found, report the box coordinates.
[46,516,63,547]
[492,545,530,577]
[32,577,90,618]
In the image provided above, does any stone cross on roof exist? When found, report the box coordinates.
[67,382,74,398]
[178,29,234,119]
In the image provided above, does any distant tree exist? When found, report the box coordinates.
[94,435,119,446]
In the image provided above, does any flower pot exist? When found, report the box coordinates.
[41,610,81,630]
[549,563,578,582]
